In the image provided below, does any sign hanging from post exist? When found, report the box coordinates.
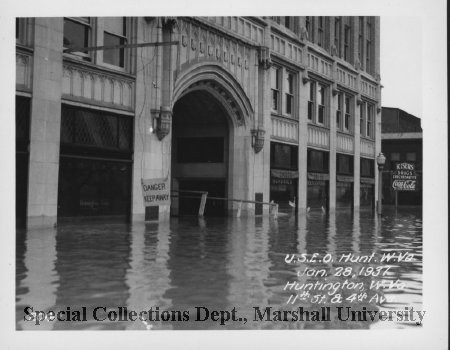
[392,162,417,191]
[141,178,170,206]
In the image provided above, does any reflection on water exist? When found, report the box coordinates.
[16,207,422,330]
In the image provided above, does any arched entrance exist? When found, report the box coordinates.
[171,89,231,216]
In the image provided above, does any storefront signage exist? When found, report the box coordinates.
[141,178,170,206]
[392,163,417,191]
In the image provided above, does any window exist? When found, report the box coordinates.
[337,154,354,175]
[318,17,324,47]
[366,104,374,138]
[272,67,296,118]
[64,17,91,60]
[308,82,314,121]
[317,84,325,125]
[358,17,364,66]
[271,142,298,170]
[334,17,341,57]
[390,152,400,161]
[336,93,342,129]
[103,17,127,68]
[307,149,329,173]
[271,67,281,112]
[309,81,327,126]
[366,18,373,73]
[306,17,314,41]
[344,24,351,61]
[406,152,417,162]
[284,17,294,31]
[284,72,294,115]
[360,103,365,135]
[344,95,351,131]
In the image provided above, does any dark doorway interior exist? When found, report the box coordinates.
[171,89,229,217]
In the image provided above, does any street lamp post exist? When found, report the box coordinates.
[376,152,386,215]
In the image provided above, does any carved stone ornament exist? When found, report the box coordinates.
[331,44,337,57]
[300,26,309,41]
[302,70,310,85]
[355,57,362,71]
[251,128,265,153]
[258,46,272,70]
[162,17,178,32]
[156,106,172,141]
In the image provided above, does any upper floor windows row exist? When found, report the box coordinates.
[63,17,131,72]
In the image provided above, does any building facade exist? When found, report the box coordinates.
[16,16,381,227]
[381,107,422,206]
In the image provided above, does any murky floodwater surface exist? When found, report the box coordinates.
[16,208,422,330]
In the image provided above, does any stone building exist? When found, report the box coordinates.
[381,107,422,206]
[15,16,381,227]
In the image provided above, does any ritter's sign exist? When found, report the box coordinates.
[141,178,170,206]
[392,162,417,191]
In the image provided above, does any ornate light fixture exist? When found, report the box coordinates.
[251,128,265,153]
[152,106,172,141]
[376,152,386,215]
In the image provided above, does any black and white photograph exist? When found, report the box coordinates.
[1,0,448,349]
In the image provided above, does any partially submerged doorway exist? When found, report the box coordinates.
[171,90,230,217]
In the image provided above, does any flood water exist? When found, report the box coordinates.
[16,207,422,330]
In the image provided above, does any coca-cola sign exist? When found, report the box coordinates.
[392,162,417,191]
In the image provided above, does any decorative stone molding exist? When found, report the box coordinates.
[62,62,135,110]
[156,106,172,141]
[307,125,330,149]
[302,70,310,85]
[258,46,272,70]
[162,17,178,32]
[271,116,298,143]
[355,57,362,71]
[251,128,265,153]
[300,26,309,41]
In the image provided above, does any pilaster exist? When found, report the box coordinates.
[27,18,63,228]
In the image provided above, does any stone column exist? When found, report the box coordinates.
[257,41,272,214]
[328,67,338,212]
[297,70,309,213]
[354,92,361,209]
[27,18,63,228]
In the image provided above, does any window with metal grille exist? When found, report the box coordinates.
[360,157,375,177]
[61,105,133,155]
